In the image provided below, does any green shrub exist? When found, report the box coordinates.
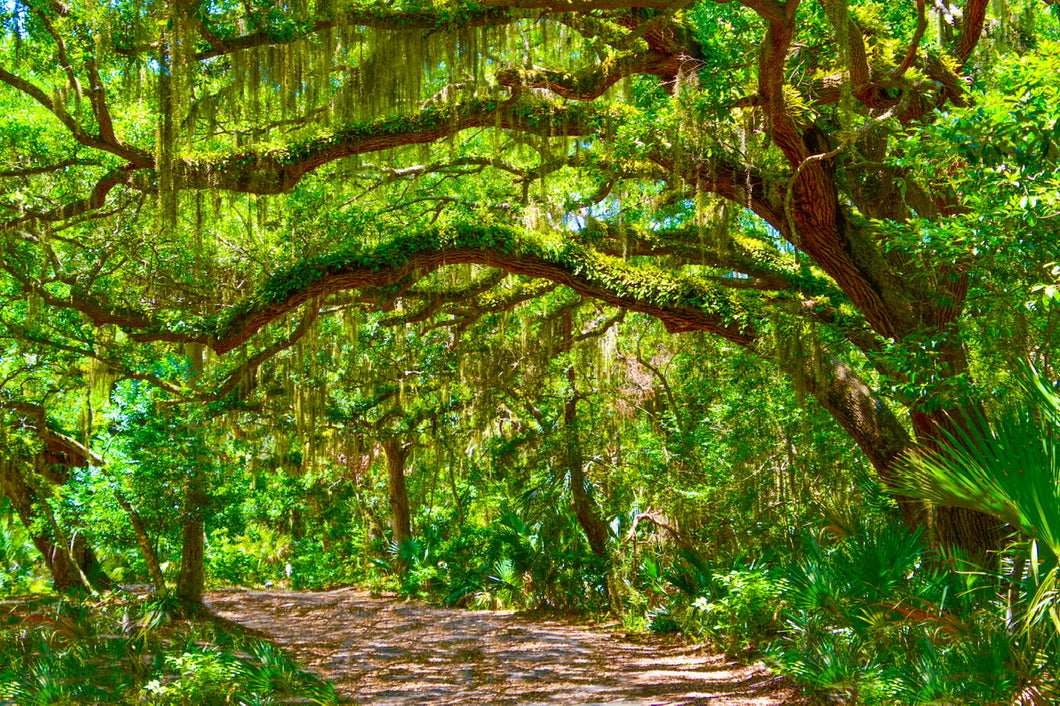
[0,594,337,705]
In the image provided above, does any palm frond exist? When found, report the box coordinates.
[899,371,1060,559]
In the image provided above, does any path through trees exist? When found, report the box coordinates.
[206,588,804,704]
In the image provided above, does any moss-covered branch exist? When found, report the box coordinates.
[192,5,517,61]
[479,0,694,10]
[214,224,757,352]
[495,51,683,100]
[177,99,608,194]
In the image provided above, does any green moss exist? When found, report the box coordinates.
[222,224,753,339]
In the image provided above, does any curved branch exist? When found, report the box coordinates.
[480,0,694,9]
[895,0,928,78]
[378,270,509,326]
[755,0,806,165]
[0,158,102,178]
[209,307,319,401]
[954,0,988,69]
[1,166,139,230]
[192,6,516,61]
[649,152,787,231]
[495,51,686,100]
[177,99,607,194]
[213,225,757,353]
[0,66,152,167]
[3,100,607,230]
[0,399,96,469]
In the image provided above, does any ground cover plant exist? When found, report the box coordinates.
[0,591,336,704]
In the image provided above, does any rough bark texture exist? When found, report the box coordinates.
[910,409,1008,560]
[176,471,208,608]
[0,461,99,592]
[383,438,413,568]
[114,487,167,592]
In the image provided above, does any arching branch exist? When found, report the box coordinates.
[495,50,689,100]
[213,225,758,353]
[195,6,516,60]
[0,67,152,168]
[480,0,694,10]
[175,99,607,194]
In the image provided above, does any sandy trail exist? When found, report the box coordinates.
[205,587,805,705]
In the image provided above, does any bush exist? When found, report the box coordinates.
[0,593,337,705]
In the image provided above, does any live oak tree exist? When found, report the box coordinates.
[1,0,1058,591]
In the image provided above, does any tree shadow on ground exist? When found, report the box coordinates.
[206,587,809,705]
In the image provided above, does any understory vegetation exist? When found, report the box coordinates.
[0,591,336,704]
[3,0,1060,702]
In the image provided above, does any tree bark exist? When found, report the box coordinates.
[382,437,412,569]
[113,486,167,592]
[562,313,610,559]
[0,459,108,593]
[911,409,1007,561]
[565,390,610,558]
[802,355,1004,556]
[176,470,207,608]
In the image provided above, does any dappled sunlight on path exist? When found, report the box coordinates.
[206,588,805,705]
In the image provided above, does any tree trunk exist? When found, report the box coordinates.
[114,487,167,592]
[176,470,207,609]
[802,356,1003,556]
[565,390,609,558]
[561,313,610,559]
[69,532,115,592]
[561,311,618,613]
[800,359,923,528]
[911,409,1007,561]
[382,437,412,569]
[0,459,110,593]
[177,343,208,609]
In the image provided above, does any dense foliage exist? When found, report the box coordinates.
[2,0,1059,701]
[0,592,336,704]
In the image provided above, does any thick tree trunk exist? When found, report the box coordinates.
[911,409,1007,560]
[382,437,412,568]
[791,356,921,528]
[803,356,1003,556]
[176,471,207,609]
[786,157,1004,556]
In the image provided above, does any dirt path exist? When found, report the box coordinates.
[205,587,806,705]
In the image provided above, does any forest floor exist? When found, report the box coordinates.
[205,587,809,705]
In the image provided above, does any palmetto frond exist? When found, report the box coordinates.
[900,367,1060,560]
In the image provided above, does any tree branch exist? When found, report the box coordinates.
[480,0,694,10]
[175,99,607,194]
[1,166,139,230]
[495,51,686,100]
[192,6,516,61]
[0,158,102,178]
[954,0,988,68]
[0,66,152,167]
[213,225,758,353]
